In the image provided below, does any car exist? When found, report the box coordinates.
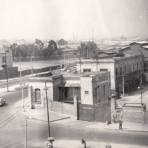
[0,97,6,106]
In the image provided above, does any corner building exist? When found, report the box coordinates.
[77,54,144,97]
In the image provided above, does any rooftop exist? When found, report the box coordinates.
[77,54,142,64]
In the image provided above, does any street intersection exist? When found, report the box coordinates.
[0,82,148,148]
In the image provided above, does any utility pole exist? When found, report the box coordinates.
[19,56,25,111]
[140,73,143,104]
[122,75,125,97]
[5,56,9,92]
[96,55,99,72]
[138,73,143,104]
[45,81,50,137]
[22,83,25,112]
[79,49,81,74]
[2,50,9,92]
[140,87,143,104]
[25,117,28,148]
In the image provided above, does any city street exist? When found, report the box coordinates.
[0,89,148,148]
[1,0,148,147]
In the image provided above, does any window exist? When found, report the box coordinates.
[124,66,126,74]
[120,67,122,75]
[93,88,97,96]
[137,63,138,71]
[35,88,41,104]
[85,91,89,94]
[2,56,6,63]
[133,64,135,72]
[83,69,91,72]
[100,68,108,72]
[115,68,118,76]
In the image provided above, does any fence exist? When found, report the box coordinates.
[48,100,76,116]
[0,67,19,80]
[0,64,62,80]
[79,102,111,122]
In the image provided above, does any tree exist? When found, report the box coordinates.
[10,43,18,59]
[42,40,58,58]
[58,39,68,45]
[78,41,98,59]
[35,39,44,50]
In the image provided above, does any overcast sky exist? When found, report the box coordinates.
[0,0,148,40]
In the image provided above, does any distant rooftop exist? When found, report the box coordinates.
[77,54,142,64]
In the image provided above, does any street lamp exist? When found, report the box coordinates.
[45,81,51,137]
[25,117,28,148]
[2,50,9,92]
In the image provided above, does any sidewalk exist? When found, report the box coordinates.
[1,90,147,148]
[0,85,144,135]
[118,85,148,111]
[45,139,148,148]
[16,97,148,133]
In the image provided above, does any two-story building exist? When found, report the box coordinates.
[76,54,144,97]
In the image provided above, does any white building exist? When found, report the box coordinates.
[77,55,143,97]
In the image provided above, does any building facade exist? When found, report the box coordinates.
[0,46,13,69]
[119,42,148,82]
[77,55,144,97]
[27,72,111,122]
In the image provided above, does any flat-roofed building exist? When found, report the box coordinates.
[27,71,111,122]
[77,54,144,97]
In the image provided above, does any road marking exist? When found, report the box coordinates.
[0,111,17,128]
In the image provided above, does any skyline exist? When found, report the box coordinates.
[0,0,148,41]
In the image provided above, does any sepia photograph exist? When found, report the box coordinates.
[0,0,148,147]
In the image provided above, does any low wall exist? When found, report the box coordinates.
[123,110,144,124]
[48,100,76,116]
[0,67,19,80]
[0,65,62,80]
[21,65,62,76]
[122,103,146,124]
[79,102,111,122]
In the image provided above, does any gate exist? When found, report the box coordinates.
[79,102,111,122]
[79,104,95,121]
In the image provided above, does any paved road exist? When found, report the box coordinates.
[51,123,148,146]
[0,91,148,148]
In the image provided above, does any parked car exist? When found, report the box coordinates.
[0,97,6,106]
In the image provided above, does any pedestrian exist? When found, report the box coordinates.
[105,143,112,148]
[119,120,123,129]
[143,104,146,112]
